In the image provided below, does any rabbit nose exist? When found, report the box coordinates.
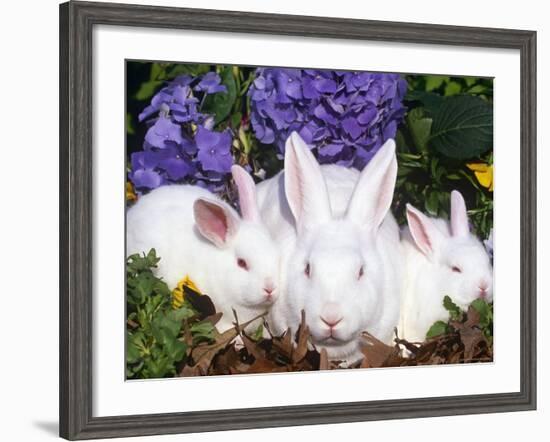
[320,316,343,328]
[478,286,488,298]
[321,302,343,328]
[263,285,276,300]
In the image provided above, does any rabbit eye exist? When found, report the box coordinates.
[451,265,462,273]
[358,265,365,280]
[304,262,311,278]
[237,258,249,271]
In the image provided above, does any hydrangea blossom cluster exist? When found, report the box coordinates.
[129,72,233,192]
[248,69,407,169]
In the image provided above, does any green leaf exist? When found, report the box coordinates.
[405,90,444,116]
[443,295,462,320]
[429,95,493,160]
[231,111,243,129]
[169,306,196,322]
[471,299,493,326]
[202,67,237,124]
[163,337,187,361]
[126,113,135,135]
[165,63,210,79]
[464,77,477,87]
[126,332,143,363]
[190,321,216,345]
[135,80,163,101]
[426,321,449,338]
[425,190,439,216]
[150,63,166,80]
[252,324,264,341]
[425,75,448,92]
[406,107,432,153]
[444,81,462,96]
[467,84,489,95]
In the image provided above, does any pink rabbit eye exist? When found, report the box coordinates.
[451,265,462,273]
[237,258,249,271]
[304,262,311,278]
[358,265,365,279]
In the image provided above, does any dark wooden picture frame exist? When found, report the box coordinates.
[59,1,537,439]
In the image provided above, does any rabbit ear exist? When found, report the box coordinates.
[194,198,240,248]
[231,165,260,223]
[346,139,397,230]
[450,190,469,238]
[284,132,331,233]
[406,204,444,256]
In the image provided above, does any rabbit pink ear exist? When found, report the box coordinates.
[193,198,239,248]
[231,165,260,223]
[406,204,444,257]
[284,132,331,233]
[346,139,397,230]
[450,190,469,238]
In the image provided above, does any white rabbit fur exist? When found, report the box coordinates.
[398,191,493,343]
[126,165,280,333]
[256,132,403,362]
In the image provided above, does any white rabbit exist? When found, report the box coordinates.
[256,132,403,362]
[398,190,493,343]
[126,165,280,333]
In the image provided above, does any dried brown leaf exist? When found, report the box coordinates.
[240,334,266,361]
[460,327,487,362]
[360,332,401,368]
[271,329,293,360]
[293,311,310,364]
[319,348,330,370]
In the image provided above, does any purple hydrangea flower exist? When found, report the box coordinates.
[248,68,407,169]
[196,126,233,174]
[129,72,233,193]
[195,71,227,94]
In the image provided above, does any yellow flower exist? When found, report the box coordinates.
[172,275,201,309]
[466,162,493,192]
[126,182,137,202]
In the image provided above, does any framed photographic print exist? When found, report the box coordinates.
[59,1,537,440]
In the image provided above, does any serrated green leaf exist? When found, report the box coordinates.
[429,95,493,160]
[126,332,143,363]
[190,321,216,345]
[426,321,449,338]
[443,295,462,320]
[169,305,196,322]
[471,298,492,326]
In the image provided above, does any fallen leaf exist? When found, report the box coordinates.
[360,332,403,368]
[292,311,310,364]
[319,348,330,370]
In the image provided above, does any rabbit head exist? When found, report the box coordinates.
[405,190,493,310]
[283,132,398,360]
[193,165,280,310]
